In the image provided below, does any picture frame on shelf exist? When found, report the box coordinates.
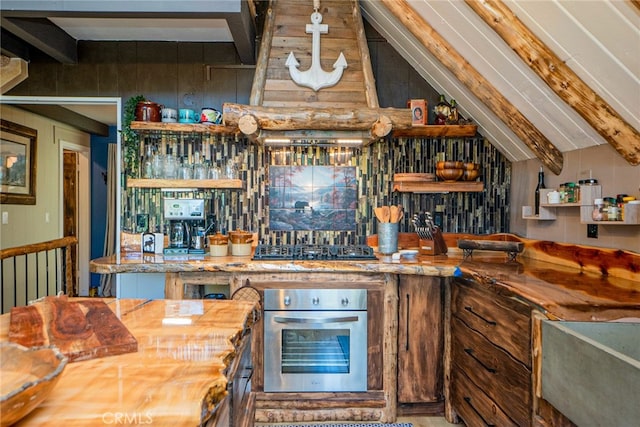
[0,119,37,205]
[409,99,427,126]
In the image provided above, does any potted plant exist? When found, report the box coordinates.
[121,95,145,177]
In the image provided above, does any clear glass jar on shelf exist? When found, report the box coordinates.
[592,198,605,221]
[565,182,577,203]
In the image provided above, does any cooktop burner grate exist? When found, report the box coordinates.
[252,244,377,261]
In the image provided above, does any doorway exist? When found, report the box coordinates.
[62,143,90,296]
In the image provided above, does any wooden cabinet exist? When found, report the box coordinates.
[208,330,254,427]
[449,277,532,426]
[397,275,444,413]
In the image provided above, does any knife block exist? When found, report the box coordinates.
[419,228,448,255]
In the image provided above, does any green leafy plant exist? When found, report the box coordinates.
[122,95,146,177]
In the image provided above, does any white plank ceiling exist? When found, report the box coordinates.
[360,0,640,164]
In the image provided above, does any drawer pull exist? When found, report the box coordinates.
[464,306,497,326]
[405,293,410,351]
[463,397,495,427]
[464,348,497,373]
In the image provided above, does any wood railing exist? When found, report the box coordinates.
[0,236,78,314]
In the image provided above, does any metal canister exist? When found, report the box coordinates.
[378,222,399,255]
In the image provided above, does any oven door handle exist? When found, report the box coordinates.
[273,315,359,324]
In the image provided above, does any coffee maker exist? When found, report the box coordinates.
[163,198,206,255]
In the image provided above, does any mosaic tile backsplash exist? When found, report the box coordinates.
[122,135,511,245]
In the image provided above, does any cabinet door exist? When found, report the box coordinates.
[397,275,444,403]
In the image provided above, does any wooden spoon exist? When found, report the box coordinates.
[381,206,391,223]
[374,207,384,222]
[390,206,399,223]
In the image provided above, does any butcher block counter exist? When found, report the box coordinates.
[0,298,259,427]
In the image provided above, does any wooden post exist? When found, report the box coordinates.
[249,3,275,106]
[380,0,564,175]
[381,273,398,422]
[466,0,640,166]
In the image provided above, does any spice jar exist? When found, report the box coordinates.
[565,182,577,203]
[559,183,567,203]
[592,198,605,221]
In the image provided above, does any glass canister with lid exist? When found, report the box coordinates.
[565,182,577,203]
[592,198,606,221]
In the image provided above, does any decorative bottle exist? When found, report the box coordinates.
[534,166,545,215]
[447,99,459,124]
[434,94,451,125]
[142,144,153,178]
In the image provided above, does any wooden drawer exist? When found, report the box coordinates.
[451,368,518,427]
[452,315,531,426]
[452,279,531,366]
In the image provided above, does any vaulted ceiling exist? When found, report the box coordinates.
[1,0,639,173]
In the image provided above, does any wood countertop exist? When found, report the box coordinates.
[89,252,461,277]
[90,234,640,321]
[1,298,259,426]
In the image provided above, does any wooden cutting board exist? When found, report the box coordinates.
[8,296,137,362]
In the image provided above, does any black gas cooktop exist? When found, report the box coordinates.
[252,244,377,261]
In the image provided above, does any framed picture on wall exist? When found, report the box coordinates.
[0,119,37,205]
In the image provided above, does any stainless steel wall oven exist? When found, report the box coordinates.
[263,288,367,392]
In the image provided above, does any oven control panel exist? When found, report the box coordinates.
[263,288,367,311]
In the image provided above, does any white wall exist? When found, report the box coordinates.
[0,105,90,248]
[511,144,640,253]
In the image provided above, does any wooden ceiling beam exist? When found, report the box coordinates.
[466,0,640,166]
[380,0,564,175]
[0,17,77,64]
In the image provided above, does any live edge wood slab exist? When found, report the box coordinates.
[0,298,259,427]
[9,296,137,362]
[91,233,640,322]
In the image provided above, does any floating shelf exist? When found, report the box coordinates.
[127,178,243,189]
[393,180,483,193]
[540,203,582,208]
[130,121,238,134]
[392,124,477,138]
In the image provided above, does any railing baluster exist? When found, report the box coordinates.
[56,247,61,295]
[1,260,5,313]
[46,249,51,296]
[36,252,41,300]
[13,257,18,309]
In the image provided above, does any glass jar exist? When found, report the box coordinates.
[603,197,616,221]
[565,182,577,203]
[163,154,177,179]
[559,183,567,203]
[592,198,605,221]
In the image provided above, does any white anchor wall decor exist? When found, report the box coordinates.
[285,0,347,91]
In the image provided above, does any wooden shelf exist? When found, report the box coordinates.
[130,121,238,134]
[392,124,477,138]
[393,180,483,193]
[523,215,556,221]
[127,178,243,189]
[540,203,582,208]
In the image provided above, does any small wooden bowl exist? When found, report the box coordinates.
[462,169,480,181]
[436,161,463,170]
[463,162,480,170]
[1,343,68,426]
[436,168,464,182]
